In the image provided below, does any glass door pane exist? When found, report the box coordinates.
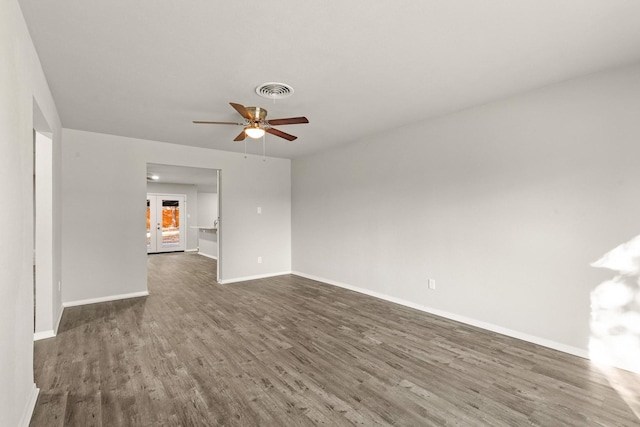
[161,199,180,249]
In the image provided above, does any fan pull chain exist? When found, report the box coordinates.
[244,138,247,159]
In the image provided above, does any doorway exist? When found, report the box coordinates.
[33,99,56,340]
[146,164,220,282]
[147,194,186,253]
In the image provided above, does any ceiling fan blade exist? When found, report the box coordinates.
[233,130,247,141]
[266,127,297,141]
[193,121,243,125]
[229,102,253,120]
[267,117,309,126]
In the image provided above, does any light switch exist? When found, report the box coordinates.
[257,207,262,214]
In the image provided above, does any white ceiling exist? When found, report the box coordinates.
[19,1,640,159]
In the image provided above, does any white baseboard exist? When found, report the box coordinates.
[291,271,589,360]
[63,291,149,308]
[18,384,39,427]
[34,330,55,341]
[219,271,291,285]
[185,249,198,253]
[198,252,217,260]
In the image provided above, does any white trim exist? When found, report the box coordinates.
[146,192,188,200]
[291,271,589,360]
[185,248,198,253]
[63,291,149,308]
[34,330,55,341]
[18,384,39,427]
[54,304,64,334]
[219,271,291,285]
[34,305,64,341]
[198,252,217,260]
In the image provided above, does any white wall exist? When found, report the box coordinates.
[0,1,62,425]
[292,63,640,369]
[146,182,199,251]
[197,191,219,258]
[62,129,291,302]
[197,192,218,226]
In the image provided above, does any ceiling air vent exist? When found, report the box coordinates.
[256,82,294,99]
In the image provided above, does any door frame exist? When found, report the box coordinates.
[33,98,56,341]
[216,170,222,282]
[147,193,187,253]
[145,163,221,283]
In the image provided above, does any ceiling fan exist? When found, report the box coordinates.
[193,102,309,141]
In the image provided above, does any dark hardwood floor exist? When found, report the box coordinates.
[31,253,640,426]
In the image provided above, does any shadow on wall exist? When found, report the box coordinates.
[590,234,640,374]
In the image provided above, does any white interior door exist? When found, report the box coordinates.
[147,194,186,253]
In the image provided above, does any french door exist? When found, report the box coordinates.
[147,194,186,253]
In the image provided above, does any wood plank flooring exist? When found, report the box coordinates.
[31,253,640,426]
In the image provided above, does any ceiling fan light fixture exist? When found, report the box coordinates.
[245,125,265,139]
[193,101,307,142]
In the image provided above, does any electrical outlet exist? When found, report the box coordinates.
[258,256,262,264]
[257,207,262,214]
[428,279,436,290]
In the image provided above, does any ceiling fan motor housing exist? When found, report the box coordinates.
[246,106,267,122]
